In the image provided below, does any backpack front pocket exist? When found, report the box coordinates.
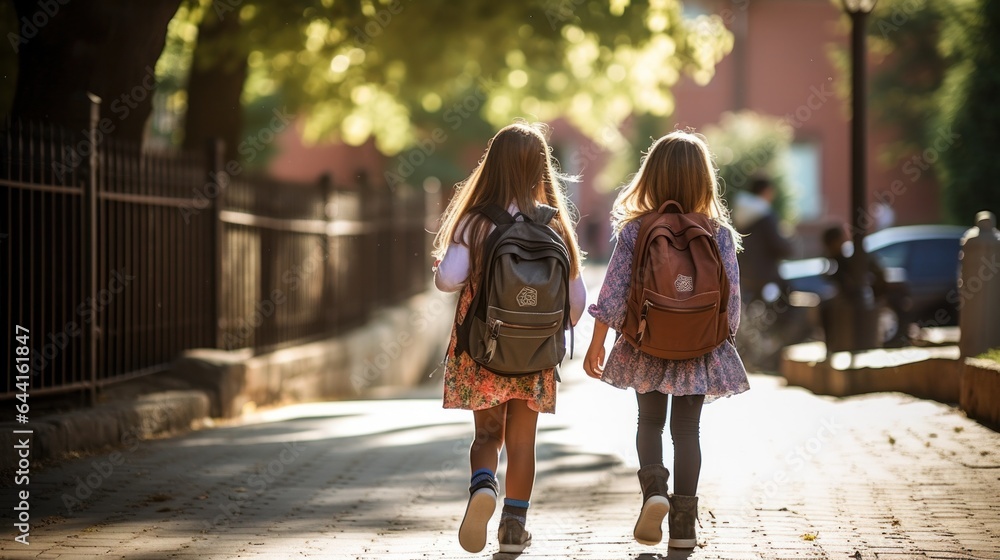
[471,307,564,375]
[636,289,720,360]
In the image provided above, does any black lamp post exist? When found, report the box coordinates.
[841,0,879,352]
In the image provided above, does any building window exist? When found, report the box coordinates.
[681,1,710,18]
[786,141,822,221]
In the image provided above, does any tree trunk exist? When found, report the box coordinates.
[182,7,247,163]
[10,0,181,143]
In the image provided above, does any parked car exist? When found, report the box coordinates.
[781,225,967,345]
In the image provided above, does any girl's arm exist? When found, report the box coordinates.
[587,222,636,332]
[718,226,742,334]
[434,242,470,293]
[568,274,587,326]
[584,319,610,378]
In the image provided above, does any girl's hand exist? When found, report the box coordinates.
[583,342,605,379]
[583,318,610,379]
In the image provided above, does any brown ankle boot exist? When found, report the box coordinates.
[633,464,670,545]
[667,494,698,549]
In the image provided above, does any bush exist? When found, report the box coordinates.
[977,348,1000,365]
[703,111,795,223]
[935,0,1000,223]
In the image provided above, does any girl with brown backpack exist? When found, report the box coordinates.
[584,130,749,549]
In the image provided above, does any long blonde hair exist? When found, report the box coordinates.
[433,122,584,279]
[611,130,739,247]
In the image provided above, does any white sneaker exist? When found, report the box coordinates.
[458,487,497,553]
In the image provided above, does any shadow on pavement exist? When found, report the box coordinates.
[634,550,695,560]
[9,395,631,555]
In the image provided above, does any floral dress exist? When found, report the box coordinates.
[588,219,750,402]
[442,284,558,414]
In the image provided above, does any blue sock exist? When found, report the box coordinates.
[470,468,496,493]
[502,498,529,523]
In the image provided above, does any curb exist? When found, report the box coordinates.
[781,341,962,401]
[0,390,210,474]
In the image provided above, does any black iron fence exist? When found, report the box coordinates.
[1,114,433,401]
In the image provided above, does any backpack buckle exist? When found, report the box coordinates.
[483,318,503,363]
[637,302,650,344]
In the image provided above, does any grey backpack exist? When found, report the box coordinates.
[455,203,572,376]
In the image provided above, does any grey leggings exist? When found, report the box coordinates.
[636,391,706,496]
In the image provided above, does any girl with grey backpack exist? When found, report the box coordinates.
[432,122,587,554]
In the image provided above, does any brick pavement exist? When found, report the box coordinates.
[1,306,999,559]
[2,364,998,559]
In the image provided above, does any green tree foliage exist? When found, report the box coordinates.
[859,0,998,223]
[934,0,1000,222]
[163,0,733,157]
[867,0,947,163]
[703,111,794,223]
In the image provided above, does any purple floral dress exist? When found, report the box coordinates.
[588,219,750,402]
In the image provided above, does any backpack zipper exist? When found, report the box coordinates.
[489,317,561,332]
[484,317,560,363]
[638,300,715,344]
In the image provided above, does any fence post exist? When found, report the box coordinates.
[357,171,374,317]
[319,173,333,335]
[206,139,227,349]
[83,93,101,406]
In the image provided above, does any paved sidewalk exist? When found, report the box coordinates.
[2,344,999,560]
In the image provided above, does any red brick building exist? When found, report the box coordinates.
[670,0,942,256]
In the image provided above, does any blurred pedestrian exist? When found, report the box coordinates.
[583,131,749,550]
[821,223,888,301]
[820,223,894,346]
[432,123,587,554]
[732,176,793,302]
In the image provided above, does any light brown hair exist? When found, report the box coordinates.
[611,130,739,246]
[432,122,583,280]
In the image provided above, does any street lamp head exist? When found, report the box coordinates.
[841,0,877,14]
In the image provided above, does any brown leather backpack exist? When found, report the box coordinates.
[621,200,731,360]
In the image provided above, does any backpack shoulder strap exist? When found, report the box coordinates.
[533,204,558,226]
[480,204,515,226]
[630,211,665,303]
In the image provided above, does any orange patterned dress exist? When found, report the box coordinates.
[442,284,558,414]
